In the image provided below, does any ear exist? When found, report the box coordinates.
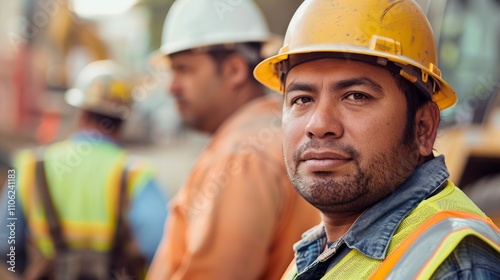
[415,101,440,156]
[221,54,248,89]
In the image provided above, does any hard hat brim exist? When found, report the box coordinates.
[149,33,284,68]
[254,46,457,111]
[65,88,129,120]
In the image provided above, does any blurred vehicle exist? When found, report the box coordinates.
[416,0,500,225]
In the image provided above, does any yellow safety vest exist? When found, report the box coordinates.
[283,181,500,280]
[16,140,154,258]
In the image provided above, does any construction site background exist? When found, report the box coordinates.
[0,0,306,198]
[0,0,499,223]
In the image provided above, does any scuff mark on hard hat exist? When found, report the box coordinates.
[380,1,404,21]
[330,1,339,7]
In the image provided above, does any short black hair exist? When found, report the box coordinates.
[390,72,432,145]
[206,42,263,83]
[86,111,123,133]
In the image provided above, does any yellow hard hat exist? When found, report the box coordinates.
[254,0,457,110]
[65,60,133,120]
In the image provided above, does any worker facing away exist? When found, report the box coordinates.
[146,0,320,279]
[0,60,168,280]
[253,0,500,279]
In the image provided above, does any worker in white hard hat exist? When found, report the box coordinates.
[146,1,320,279]
[253,0,500,279]
[0,60,168,279]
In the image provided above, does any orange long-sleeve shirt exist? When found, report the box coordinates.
[147,95,320,280]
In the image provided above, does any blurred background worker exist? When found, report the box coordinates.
[146,0,320,279]
[0,60,168,279]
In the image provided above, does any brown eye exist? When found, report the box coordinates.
[346,93,367,100]
[292,96,313,105]
[343,92,372,103]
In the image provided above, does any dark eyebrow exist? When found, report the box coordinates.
[285,77,384,96]
[285,82,317,95]
[333,77,384,95]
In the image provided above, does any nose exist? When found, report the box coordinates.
[305,101,343,139]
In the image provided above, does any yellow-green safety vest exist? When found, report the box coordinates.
[16,140,155,258]
[282,181,500,280]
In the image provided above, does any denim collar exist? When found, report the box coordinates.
[294,156,450,272]
[344,155,449,259]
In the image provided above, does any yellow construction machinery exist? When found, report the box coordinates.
[417,0,500,225]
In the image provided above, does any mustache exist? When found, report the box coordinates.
[293,139,360,163]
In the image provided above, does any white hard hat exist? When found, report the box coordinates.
[159,0,271,56]
[65,60,133,120]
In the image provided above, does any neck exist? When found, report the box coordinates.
[206,83,265,134]
[322,212,362,242]
[230,82,266,113]
[78,114,119,141]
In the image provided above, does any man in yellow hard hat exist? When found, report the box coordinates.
[0,60,168,279]
[146,0,320,279]
[254,0,500,279]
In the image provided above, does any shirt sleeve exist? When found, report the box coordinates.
[127,179,169,264]
[430,235,500,279]
[171,153,284,280]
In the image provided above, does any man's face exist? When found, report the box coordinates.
[168,52,227,133]
[282,58,420,214]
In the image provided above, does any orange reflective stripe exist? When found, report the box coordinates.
[371,211,498,279]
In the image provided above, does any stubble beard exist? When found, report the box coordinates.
[287,139,419,214]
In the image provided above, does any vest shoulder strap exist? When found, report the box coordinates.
[284,182,500,280]
[35,148,67,251]
[109,164,129,263]
[33,147,130,255]
[320,182,498,280]
[372,211,500,280]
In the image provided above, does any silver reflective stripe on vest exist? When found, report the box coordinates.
[386,218,500,279]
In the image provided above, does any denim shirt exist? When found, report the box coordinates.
[293,156,500,279]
